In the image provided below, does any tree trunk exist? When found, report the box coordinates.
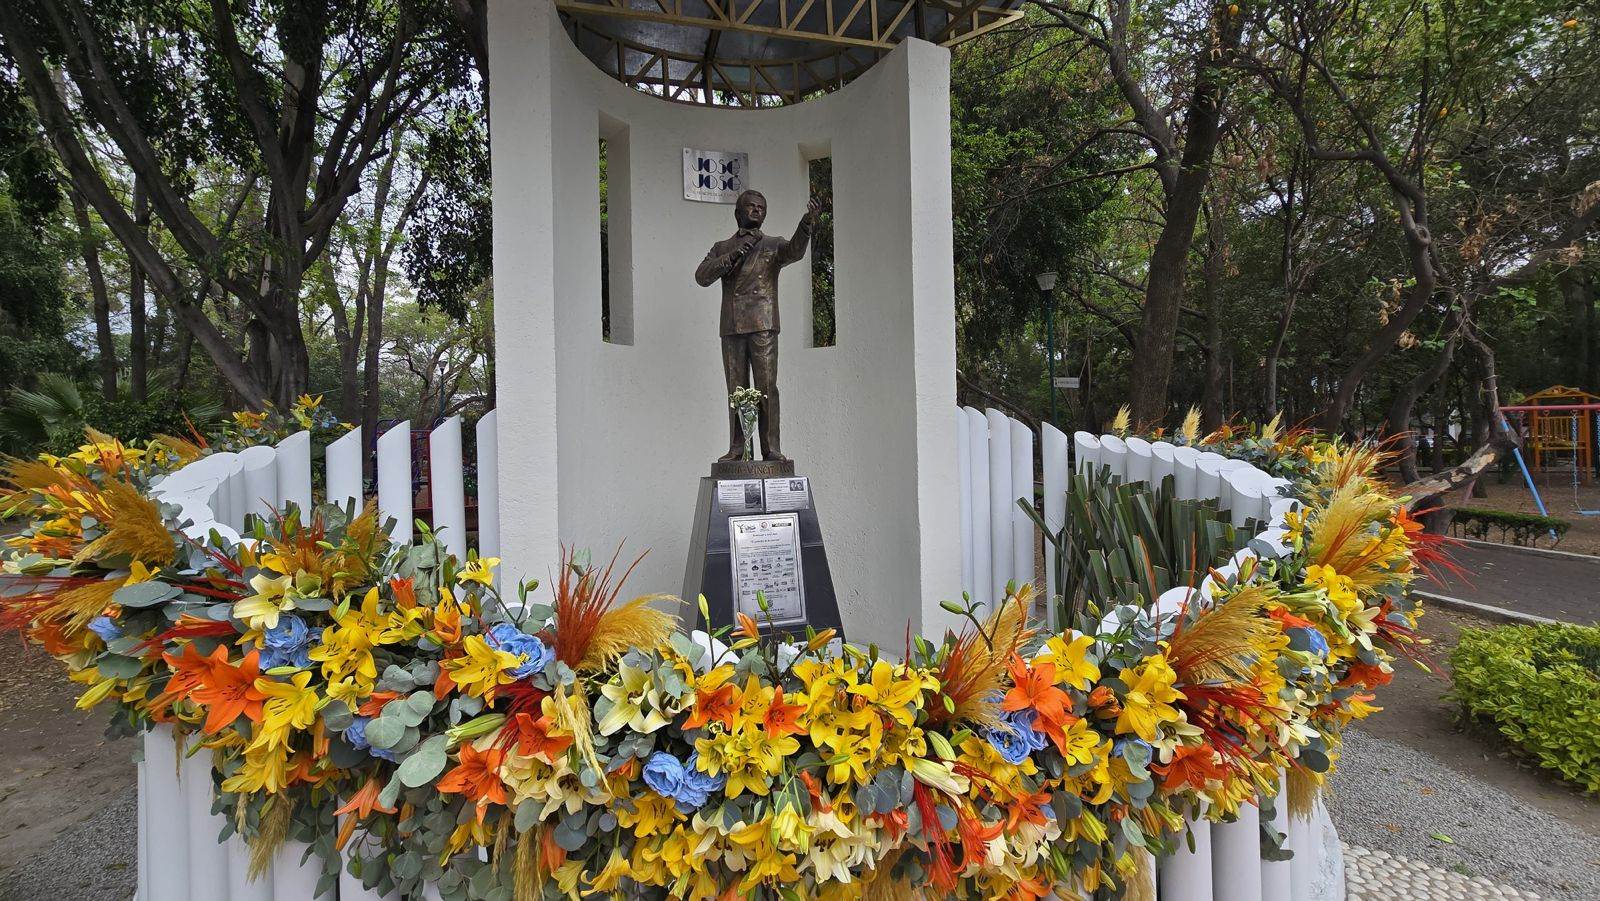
[70,188,118,401]
[1263,163,1300,420]
[173,315,195,393]
[1199,212,1226,431]
[1386,328,1457,484]
[130,177,149,402]
[1559,270,1592,386]
[1429,383,1448,472]
[1127,13,1242,425]
[362,272,385,450]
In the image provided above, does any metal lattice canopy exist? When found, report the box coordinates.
[558,0,1025,106]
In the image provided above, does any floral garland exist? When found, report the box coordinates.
[0,428,1436,900]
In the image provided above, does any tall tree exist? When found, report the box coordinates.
[0,0,468,408]
[1033,0,1247,424]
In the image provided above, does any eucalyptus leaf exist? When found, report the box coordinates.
[397,735,448,788]
[113,581,181,608]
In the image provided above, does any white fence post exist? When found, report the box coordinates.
[1150,440,1177,489]
[239,445,279,528]
[1125,436,1153,484]
[271,840,321,901]
[376,422,413,544]
[957,408,974,599]
[1262,772,1293,900]
[136,751,149,901]
[1212,804,1264,901]
[1041,423,1068,624]
[326,427,364,512]
[985,409,1013,596]
[144,726,190,901]
[274,430,312,513]
[1173,445,1201,499]
[1073,431,1101,475]
[1009,418,1033,593]
[183,747,228,896]
[963,407,992,607]
[476,411,500,562]
[429,416,467,560]
[1098,434,1128,480]
[1158,814,1214,901]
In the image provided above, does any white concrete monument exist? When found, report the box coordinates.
[487,1,1018,647]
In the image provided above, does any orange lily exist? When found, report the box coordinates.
[190,648,267,733]
[762,686,806,739]
[390,576,418,609]
[162,642,219,697]
[335,775,398,820]
[1155,742,1231,792]
[509,710,573,763]
[437,744,507,821]
[683,680,739,731]
[1002,654,1074,748]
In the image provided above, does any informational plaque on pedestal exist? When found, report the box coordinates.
[762,477,811,512]
[684,471,842,638]
[715,479,765,513]
[728,513,805,624]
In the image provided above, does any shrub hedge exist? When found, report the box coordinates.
[1450,624,1600,793]
[1448,506,1570,546]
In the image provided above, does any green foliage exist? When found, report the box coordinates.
[0,373,86,453]
[949,18,1124,415]
[0,189,76,401]
[1448,507,1569,547]
[1451,624,1600,793]
[404,104,489,321]
[1025,466,1248,630]
[0,373,225,456]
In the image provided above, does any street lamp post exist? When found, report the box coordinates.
[1036,270,1059,426]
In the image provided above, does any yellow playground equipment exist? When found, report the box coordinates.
[1516,385,1597,476]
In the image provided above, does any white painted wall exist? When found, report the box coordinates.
[488,4,962,646]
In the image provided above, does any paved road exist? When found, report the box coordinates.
[1423,541,1600,624]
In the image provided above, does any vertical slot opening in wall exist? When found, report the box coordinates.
[806,153,835,347]
[600,114,633,345]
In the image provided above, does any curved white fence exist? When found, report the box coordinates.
[135,413,1343,900]
[956,411,1347,901]
[149,414,500,562]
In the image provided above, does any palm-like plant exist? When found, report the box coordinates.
[0,373,87,452]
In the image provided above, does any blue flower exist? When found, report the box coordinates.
[260,614,313,669]
[983,709,1049,765]
[88,616,122,644]
[675,752,725,812]
[1113,738,1153,763]
[642,751,686,798]
[486,623,554,679]
[344,716,399,762]
[1297,626,1330,657]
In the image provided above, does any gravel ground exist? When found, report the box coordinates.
[0,787,136,901]
[1328,729,1600,901]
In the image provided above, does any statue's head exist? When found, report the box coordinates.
[734,190,767,229]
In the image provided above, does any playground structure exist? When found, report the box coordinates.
[1501,385,1598,477]
[1498,387,1600,520]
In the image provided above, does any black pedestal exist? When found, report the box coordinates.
[683,472,843,639]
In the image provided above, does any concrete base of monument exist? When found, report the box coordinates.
[710,458,796,478]
[682,471,843,639]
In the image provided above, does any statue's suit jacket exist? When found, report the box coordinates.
[695,225,812,336]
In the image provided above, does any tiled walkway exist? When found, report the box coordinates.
[1347,844,1542,899]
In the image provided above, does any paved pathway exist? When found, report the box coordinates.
[1347,845,1541,899]
[1423,541,1600,624]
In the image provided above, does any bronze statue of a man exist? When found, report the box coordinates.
[695,189,821,464]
